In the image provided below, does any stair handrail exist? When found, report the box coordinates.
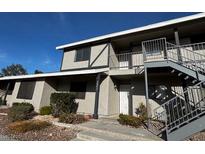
[166,42,205,73]
[154,80,205,131]
[155,80,205,111]
[167,42,205,59]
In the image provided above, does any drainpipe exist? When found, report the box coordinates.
[174,28,182,62]
[3,82,10,105]
[93,73,101,119]
[144,67,151,129]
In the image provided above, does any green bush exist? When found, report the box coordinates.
[135,103,147,120]
[50,93,78,117]
[8,120,51,133]
[118,114,145,128]
[59,113,87,124]
[8,102,36,122]
[39,106,52,115]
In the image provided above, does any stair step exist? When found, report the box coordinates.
[184,76,189,80]
[77,130,129,141]
[178,72,183,76]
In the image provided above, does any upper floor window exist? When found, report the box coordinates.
[75,47,91,62]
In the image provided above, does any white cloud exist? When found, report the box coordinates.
[0,51,7,59]
[43,57,51,65]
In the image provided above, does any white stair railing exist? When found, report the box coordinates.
[166,42,205,74]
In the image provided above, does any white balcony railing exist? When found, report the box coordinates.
[109,41,205,70]
[109,51,143,69]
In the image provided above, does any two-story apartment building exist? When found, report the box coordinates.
[0,13,205,140]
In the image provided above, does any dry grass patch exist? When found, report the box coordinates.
[8,120,51,133]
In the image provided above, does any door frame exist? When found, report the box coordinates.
[119,84,133,115]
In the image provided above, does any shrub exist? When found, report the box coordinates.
[59,113,87,124]
[8,102,36,122]
[8,120,51,133]
[118,114,145,128]
[40,106,52,115]
[135,103,147,120]
[50,93,78,117]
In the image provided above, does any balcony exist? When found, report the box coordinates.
[108,51,144,75]
[108,40,205,74]
[109,51,143,69]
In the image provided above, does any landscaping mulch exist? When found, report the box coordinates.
[0,109,79,141]
[187,131,205,141]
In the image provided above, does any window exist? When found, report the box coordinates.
[70,82,87,99]
[17,81,36,100]
[75,47,91,62]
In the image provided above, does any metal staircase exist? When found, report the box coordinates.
[142,38,205,140]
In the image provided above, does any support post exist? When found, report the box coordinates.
[3,82,10,105]
[128,87,133,116]
[144,67,151,129]
[174,28,182,62]
[182,80,190,110]
[93,73,101,119]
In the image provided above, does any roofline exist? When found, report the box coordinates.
[0,68,108,81]
[56,13,205,50]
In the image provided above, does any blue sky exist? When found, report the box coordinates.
[0,12,196,74]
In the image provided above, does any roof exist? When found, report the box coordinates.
[56,13,205,50]
[0,68,108,81]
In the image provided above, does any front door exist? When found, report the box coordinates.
[119,84,130,114]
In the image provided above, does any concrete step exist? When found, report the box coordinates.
[77,130,130,141]
[71,138,86,141]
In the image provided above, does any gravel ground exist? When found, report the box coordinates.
[0,109,79,141]
[187,131,205,141]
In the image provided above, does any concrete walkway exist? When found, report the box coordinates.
[0,135,14,141]
[54,118,162,141]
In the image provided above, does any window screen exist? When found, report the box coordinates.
[70,82,87,99]
[75,47,91,62]
[17,81,36,100]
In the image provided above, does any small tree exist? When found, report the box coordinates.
[1,64,27,76]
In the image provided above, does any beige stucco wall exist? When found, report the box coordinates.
[61,43,109,71]
[39,79,56,109]
[107,77,119,116]
[75,81,96,115]
[51,76,109,116]
[7,79,45,112]
[98,76,109,116]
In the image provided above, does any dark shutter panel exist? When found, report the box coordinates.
[70,82,87,99]
[75,47,90,61]
[17,81,36,100]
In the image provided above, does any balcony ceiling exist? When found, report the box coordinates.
[111,18,205,50]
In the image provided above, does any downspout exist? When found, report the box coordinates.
[144,67,151,129]
[142,42,151,129]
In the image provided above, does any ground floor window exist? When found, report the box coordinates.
[70,82,87,99]
[17,81,36,100]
